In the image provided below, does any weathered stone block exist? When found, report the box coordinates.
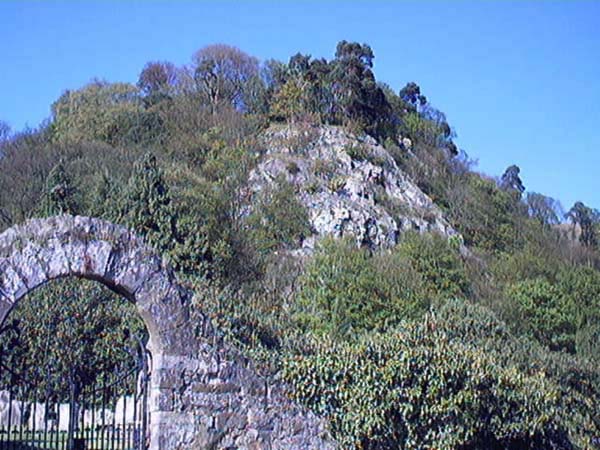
[0,293,13,323]
[0,258,28,302]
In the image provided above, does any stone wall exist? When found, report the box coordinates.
[0,216,336,449]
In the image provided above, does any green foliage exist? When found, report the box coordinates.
[492,244,600,358]
[395,232,470,300]
[295,238,390,336]
[247,177,312,255]
[283,300,589,449]
[51,80,164,146]
[448,173,521,252]
[0,279,146,399]
[293,235,464,337]
[270,78,306,123]
[331,41,393,139]
[41,161,79,216]
[167,144,259,282]
[120,152,214,279]
[557,266,600,361]
[490,243,562,284]
[507,278,576,352]
[344,143,370,161]
[121,152,177,255]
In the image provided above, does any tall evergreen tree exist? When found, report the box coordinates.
[121,153,177,255]
[331,41,391,137]
[500,164,525,196]
[42,162,78,216]
[121,153,212,278]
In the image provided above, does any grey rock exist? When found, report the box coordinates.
[252,125,461,251]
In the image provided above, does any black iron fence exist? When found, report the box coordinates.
[0,343,149,450]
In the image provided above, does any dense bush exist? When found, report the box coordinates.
[394,232,470,300]
[506,278,576,352]
[51,80,165,146]
[247,176,312,255]
[283,300,599,449]
[494,260,600,358]
[293,233,468,337]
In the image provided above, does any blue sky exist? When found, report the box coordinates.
[1,1,599,209]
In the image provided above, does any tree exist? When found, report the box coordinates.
[51,80,150,145]
[566,201,598,248]
[0,120,10,142]
[121,153,177,255]
[330,41,392,137]
[526,192,562,226]
[0,121,11,160]
[192,44,259,111]
[121,153,211,278]
[269,53,334,124]
[137,61,179,107]
[399,81,427,113]
[270,77,305,122]
[500,164,525,196]
[242,72,270,115]
[0,278,145,399]
[42,162,78,216]
[305,58,335,122]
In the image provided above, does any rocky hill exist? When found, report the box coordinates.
[249,124,459,252]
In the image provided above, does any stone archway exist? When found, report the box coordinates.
[0,216,335,449]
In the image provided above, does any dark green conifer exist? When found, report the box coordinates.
[121,153,177,255]
[42,161,78,216]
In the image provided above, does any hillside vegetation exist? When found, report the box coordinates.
[1,42,599,449]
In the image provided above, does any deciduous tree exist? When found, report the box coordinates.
[192,44,259,111]
[566,201,598,248]
[137,61,179,107]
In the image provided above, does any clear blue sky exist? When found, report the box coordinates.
[1,1,599,210]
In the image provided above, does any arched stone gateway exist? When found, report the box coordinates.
[0,216,336,449]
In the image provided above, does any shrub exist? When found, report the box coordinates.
[247,177,312,255]
[506,278,576,352]
[494,253,600,359]
[313,158,336,179]
[395,231,470,300]
[293,237,430,337]
[286,160,300,175]
[283,300,583,449]
[328,175,346,192]
[344,143,370,161]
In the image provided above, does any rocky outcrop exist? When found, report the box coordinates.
[251,125,459,251]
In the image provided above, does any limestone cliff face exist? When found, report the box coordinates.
[249,124,460,251]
